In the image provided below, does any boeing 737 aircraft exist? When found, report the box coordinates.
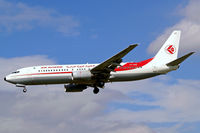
[4,31,194,94]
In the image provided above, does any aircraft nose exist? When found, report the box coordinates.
[4,76,18,84]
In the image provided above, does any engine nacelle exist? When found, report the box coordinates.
[72,71,92,81]
[64,84,87,92]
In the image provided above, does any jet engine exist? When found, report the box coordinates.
[72,71,92,81]
[64,84,87,92]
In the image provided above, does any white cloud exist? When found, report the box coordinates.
[0,0,80,36]
[104,78,200,123]
[0,55,200,133]
[0,0,199,132]
[148,0,200,54]
[105,124,155,133]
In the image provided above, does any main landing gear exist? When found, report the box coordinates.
[93,82,105,94]
[93,86,99,94]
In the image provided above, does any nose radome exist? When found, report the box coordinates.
[4,76,16,84]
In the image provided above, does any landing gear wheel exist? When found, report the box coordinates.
[23,88,27,93]
[93,87,99,94]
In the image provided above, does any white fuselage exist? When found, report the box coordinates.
[4,61,178,86]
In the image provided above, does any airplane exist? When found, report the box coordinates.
[4,30,194,94]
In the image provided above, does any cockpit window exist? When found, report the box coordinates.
[12,71,20,74]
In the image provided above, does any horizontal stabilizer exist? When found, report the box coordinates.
[166,52,195,66]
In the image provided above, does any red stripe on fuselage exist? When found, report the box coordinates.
[114,58,153,71]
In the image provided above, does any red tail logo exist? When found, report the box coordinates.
[166,45,176,54]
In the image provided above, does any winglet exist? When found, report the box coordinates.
[166,52,195,66]
[126,44,138,52]
[125,44,138,53]
[130,44,138,47]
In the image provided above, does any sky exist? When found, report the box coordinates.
[0,0,200,133]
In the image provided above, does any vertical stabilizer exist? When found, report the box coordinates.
[150,31,181,66]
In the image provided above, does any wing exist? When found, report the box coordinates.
[90,44,138,81]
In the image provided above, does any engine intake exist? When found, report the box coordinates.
[64,84,87,92]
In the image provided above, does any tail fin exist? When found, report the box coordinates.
[151,30,181,66]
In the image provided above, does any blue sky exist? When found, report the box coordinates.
[0,0,200,133]
[0,0,187,62]
[1,0,198,79]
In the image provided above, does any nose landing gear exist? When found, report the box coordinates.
[16,84,27,93]
[23,87,27,93]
